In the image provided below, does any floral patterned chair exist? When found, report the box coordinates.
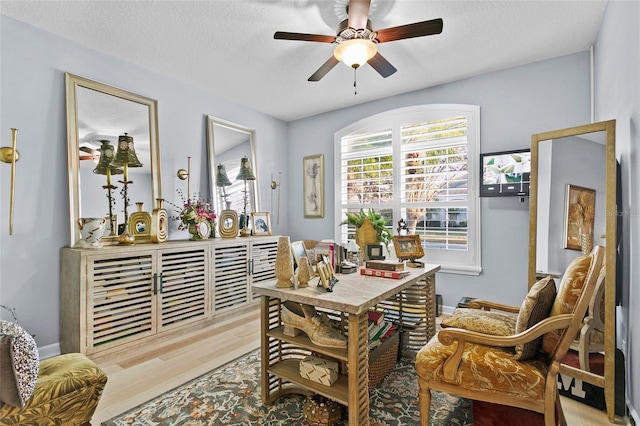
[415,245,604,426]
[1,320,107,426]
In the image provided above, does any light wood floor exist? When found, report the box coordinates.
[91,308,626,426]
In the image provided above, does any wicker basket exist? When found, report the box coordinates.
[303,394,342,426]
[368,330,399,389]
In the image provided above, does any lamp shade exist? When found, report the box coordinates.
[236,156,256,181]
[334,38,377,68]
[93,140,123,175]
[216,164,232,186]
[112,133,143,168]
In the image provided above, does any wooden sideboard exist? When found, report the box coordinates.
[60,236,279,358]
[253,264,440,426]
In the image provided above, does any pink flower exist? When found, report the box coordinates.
[169,189,217,231]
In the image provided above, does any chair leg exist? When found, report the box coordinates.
[418,379,432,426]
[554,392,567,426]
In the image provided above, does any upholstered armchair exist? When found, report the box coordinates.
[569,266,606,372]
[415,246,604,426]
[1,320,108,426]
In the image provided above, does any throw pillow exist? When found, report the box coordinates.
[540,253,593,355]
[0,320,39,408]
[513,276,557,360]
[441,308,516,336]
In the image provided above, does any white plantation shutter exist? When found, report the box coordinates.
[335,105,481,275]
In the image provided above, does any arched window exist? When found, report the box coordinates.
[334,105,481,274]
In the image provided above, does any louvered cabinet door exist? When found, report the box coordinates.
[212,242,250,312]
[87,252,156,354]
[249,238,279,299]
[157,246,209,331]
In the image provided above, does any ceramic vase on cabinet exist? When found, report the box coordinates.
[274,236,294,288]
[74,217,107,249]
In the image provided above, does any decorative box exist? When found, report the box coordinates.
[299,356,339,386]
[302,394,342,426]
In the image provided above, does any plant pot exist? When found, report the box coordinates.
[355,219,379,256]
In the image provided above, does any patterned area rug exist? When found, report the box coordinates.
[102,349,471,426]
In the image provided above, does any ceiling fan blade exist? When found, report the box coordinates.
[308,56,340,82]
[347,0,371,30]
[79,146,97,155]
[274,31,335,43]
[375,18,443,43]
[368,52,397,78]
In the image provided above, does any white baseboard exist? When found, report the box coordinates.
[627,399,638,426]
[38,343,61,360]
[441,305,456,316]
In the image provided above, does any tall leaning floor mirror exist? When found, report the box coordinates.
[528,120,616,422]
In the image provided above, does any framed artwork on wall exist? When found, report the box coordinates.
[303,154,324,218]
[564,184,596,251]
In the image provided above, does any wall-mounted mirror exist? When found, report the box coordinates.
[529,120,616,422]
[65,73,161,246]
[206,116,259,228]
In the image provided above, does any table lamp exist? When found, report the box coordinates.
[111,133,143,244]
[236,156,256,237]
[93,139,123,237]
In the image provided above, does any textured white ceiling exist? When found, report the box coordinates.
[1,0,608,122]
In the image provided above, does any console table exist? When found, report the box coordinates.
[253,264,440,426]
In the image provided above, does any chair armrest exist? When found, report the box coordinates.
[467,299,521,313]
[439,314,573,382]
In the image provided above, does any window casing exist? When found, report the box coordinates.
[334,105,481,275]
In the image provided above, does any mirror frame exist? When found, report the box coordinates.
[65,73,162,246]
[528,119,616,421]
[205,115,260,217]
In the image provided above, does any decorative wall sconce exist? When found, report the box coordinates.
[92,139,123,237]
[270,171,281,225]
[177,156,192,200]
[236,156,256,237]
[0,128,19,235]
[111,132,143,244]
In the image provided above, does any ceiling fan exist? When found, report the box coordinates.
[274,0,443,82]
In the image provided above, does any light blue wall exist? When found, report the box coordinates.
[287,52,591,309]
[594,1,640,420]
[4,15,636,418]
[0,16,288,350]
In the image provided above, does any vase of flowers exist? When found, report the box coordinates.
[170,189,217,240]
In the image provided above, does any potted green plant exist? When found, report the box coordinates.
[340,209,393,253]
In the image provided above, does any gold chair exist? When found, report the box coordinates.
[1,319,107,426]
[569,266,606,372]
[415,246,604,426]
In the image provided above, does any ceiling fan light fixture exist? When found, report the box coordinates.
[334,38,377,68]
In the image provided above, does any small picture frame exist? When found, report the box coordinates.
[251,212,272,236]
[366,244,385,260]
[290,240,309,267]
[316,256,338,292]
[392,235,424,260]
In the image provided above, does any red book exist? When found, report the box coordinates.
[360,268,411,279]
[368,310,384,326]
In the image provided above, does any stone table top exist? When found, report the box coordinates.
[253,263,440,315]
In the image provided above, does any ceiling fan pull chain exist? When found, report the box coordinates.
[353,67,357,95]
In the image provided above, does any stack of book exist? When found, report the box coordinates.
[360,260,411,279]
[367,310,397,349]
